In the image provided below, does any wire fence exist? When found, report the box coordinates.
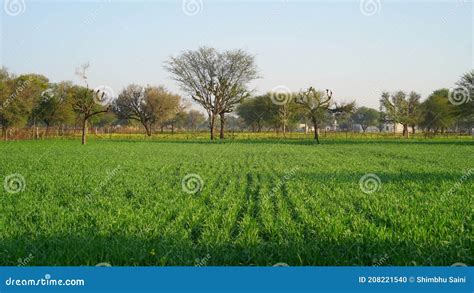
[2,126,473,142]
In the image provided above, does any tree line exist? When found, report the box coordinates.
[236,78,473,139]
[0,63,206,144]
[0,47,472,144]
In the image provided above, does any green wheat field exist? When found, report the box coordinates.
[0,137,472,266]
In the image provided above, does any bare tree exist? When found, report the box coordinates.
[71,63,111,145]
[168,103,187,134]
[186,109,206,131]
[114,84,181,136]
[274,92,300,136]
[295,87,354,143]
[165,47,258,140]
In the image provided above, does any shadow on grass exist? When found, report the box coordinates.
[286,170,471,184]
[0,232,471,266]
[92,137,474,147]
[1,171,471,266]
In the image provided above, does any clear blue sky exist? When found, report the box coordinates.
[1,0,472,108]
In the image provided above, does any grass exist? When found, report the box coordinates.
[0,137,472,266]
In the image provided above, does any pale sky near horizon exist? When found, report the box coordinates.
[1,0,472,109]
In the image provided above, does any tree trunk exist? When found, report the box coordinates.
[209,114,216,140]
[81,119,87,145]
[403,124,409,138]
[32,118,37,140]
[45,123,50,138]
[171,123,175,134]
[144,123,151,137]
[411,125,416,134]
[73,117,79,135]
[160,124,164,133]
[2,125,7,141]
[312,120,319,144]
[219,113,225,139]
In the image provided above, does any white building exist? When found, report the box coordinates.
[352,123,415,134]
[352,124,380,133]
[381,123,406,134]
